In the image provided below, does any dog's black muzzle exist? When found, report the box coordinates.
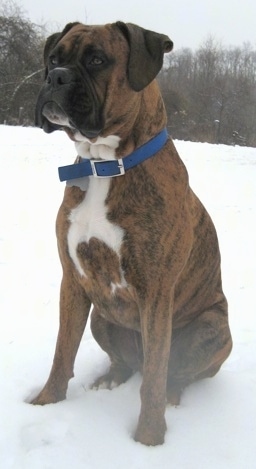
[35,67,103,139]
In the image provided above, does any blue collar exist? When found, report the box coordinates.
[58,128,168,181]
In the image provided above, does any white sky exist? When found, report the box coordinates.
[17,0,256,50]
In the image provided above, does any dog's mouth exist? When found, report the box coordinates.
[39,101,101,141]
[42,101,68,126]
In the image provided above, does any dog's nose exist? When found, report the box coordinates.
[46,68,72,88]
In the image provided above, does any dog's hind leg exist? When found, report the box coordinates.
[90,308,143,389]
[167,303,232,405]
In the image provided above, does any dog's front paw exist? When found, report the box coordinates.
[30,386,66,406]
[134,416,167,446]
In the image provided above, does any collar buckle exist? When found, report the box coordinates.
[90,158,125,178]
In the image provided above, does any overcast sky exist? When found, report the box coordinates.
[17,0,256,50]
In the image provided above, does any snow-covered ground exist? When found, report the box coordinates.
[0,125,255,468]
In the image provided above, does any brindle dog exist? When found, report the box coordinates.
[32,22,232,446]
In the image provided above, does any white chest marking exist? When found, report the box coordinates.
[67,134,123,277]
[68,178,124,277]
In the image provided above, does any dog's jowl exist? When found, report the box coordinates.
[32,21,232,446]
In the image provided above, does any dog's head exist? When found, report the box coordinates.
[35,22,173,141]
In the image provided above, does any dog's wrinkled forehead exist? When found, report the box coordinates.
[45,23,129,65]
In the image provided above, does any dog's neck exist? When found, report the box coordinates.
[66,134,120,190]
[65,126,168,190]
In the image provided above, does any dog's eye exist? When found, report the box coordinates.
[49,55,58,65]
[89,56,104,66]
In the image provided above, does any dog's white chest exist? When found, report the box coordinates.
[67,178,124,277]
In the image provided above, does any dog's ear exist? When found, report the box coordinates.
[116,21,173,92]
[43,33,61,66]
[43,22,80,76]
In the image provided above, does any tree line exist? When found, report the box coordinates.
[158,38,256,146]
[1,1,256,146]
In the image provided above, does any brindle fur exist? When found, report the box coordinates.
[32,22,232,446]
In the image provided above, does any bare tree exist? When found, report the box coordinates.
[0,0,45,124]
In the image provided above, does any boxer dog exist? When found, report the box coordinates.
[32,21,232,446]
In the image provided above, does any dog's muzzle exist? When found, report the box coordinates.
[35,67,103,139]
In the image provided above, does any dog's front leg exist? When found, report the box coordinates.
[31,275,91,405]
[134,293,173,446]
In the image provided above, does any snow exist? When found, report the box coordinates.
[0,125,255,468]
